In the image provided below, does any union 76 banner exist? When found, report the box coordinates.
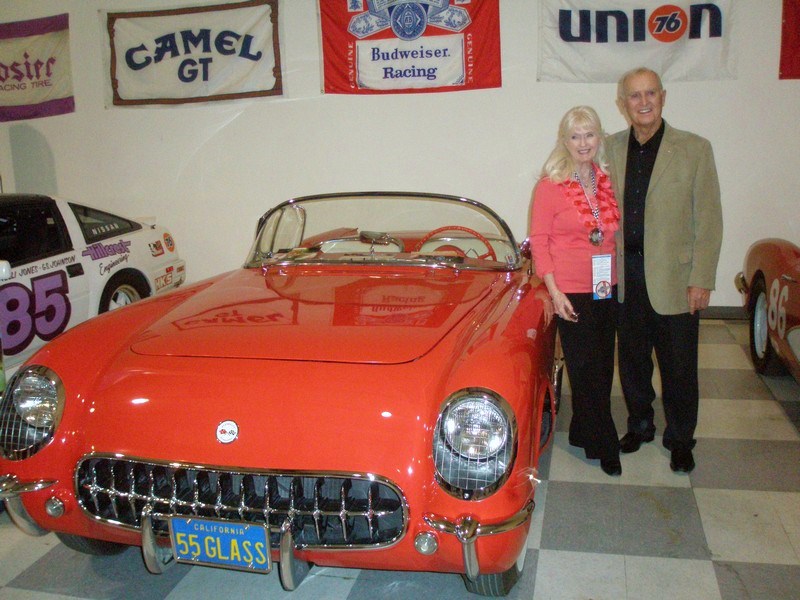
[320,0,501,94]
[538,0,737,83]
[107,0,281,106]
[0,14,75,122]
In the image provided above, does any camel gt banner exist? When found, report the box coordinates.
[320,0,501,94]
[107,0,281,106]
[0,14,74,122]
[538,1,737,83]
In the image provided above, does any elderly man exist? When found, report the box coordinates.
[606,67,723,473]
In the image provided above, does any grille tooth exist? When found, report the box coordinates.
[75,457,405,549]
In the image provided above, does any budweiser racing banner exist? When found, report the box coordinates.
[320,0,501,94]
[780,0,800,79]
[0,14,75,122]
[538,1,737,83]
[107,0,281,106]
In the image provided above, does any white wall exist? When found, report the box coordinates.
[1,0,798,307]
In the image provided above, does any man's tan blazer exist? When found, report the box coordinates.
[606,123,723,315]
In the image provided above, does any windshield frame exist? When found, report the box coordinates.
[246,192,522,272]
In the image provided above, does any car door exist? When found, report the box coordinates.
[0,197,90,373]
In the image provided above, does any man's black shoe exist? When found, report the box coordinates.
[670,448,695,473]
[619,431,655,453]
[600,458,622,476]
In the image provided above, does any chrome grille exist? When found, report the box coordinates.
[75,456,406,549]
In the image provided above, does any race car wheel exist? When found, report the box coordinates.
[462,546,527,596]
[56,532,128,555]
[99,271,150,313]
[749,275,787,375]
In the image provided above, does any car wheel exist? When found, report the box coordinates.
[749,276,787,375]
[99,271,150,313]
[56,532,128,555]
[462,547,527,596]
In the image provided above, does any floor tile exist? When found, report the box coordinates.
[694,489,800,565]
[5,544,190,600]
[699,322,739,344]
[698,344,753,370]
[690,438,800,491]
[165,564,357,600]
[695,398,800,440]
[714,561,800,600]
[699,368,773,400]
[532,550,626,600]
[540,482,709,559]
[0,514,60,587]
[624,556,721,600]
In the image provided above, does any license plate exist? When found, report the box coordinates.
[169,516,271,573]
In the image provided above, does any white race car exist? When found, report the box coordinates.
[0,193,186,375]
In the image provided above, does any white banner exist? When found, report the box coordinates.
[538,0,737,83]
[0,14,74,121]
[108,0,281,105]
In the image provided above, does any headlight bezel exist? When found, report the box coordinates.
[0,365,65,460]
[432,388,517,501]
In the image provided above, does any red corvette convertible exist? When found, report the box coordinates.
[0,193,558,596]
[736,238,800,381]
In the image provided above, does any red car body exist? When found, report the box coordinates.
[736,238,800,382]
[0,193,557,596]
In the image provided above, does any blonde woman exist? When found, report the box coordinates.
[529,106,622,475]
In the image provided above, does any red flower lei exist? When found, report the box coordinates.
[563,168,620,235]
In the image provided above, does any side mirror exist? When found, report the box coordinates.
[0,260,11,281]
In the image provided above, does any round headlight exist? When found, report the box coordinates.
[444,399,508,460]
[13,370,60,427]
[433,389,517,500]
[0,365,64,461]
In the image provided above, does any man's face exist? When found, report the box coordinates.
[621,71,666,132]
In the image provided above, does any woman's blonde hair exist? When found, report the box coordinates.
[540,106,609,183]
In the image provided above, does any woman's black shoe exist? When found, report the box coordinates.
[600,459,622,476]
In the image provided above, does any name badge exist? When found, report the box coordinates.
[592,254,612,300]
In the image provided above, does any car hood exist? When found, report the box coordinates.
[130,266,502,364]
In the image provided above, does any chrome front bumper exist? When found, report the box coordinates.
[423,500,534,581]
[0,474,54,536]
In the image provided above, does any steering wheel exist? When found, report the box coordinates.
[414,226,497,261]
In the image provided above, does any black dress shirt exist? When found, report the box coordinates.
[623,120,666,255]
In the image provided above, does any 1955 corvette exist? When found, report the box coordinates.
[0,192,558,596]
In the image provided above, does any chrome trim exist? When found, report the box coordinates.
[141,505,174,574]
[0,474,57,497]
[423,500,534,582]
[278,519,311,591]
[735,272,749,296]
[73,454,408,551]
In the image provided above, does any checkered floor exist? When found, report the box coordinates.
[1,320,798,599]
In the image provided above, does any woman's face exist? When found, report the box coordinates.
[565,125,599,168]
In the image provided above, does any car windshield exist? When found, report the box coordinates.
[245,193,521,271]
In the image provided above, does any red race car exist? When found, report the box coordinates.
[736,238,800,381]
[0,193,558,597]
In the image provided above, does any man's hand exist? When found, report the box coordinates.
[687,287,711,314]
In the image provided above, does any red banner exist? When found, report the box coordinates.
[781,0,800,79]
[320,0,500,94]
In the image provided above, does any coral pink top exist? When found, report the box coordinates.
[529,167,620,293]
